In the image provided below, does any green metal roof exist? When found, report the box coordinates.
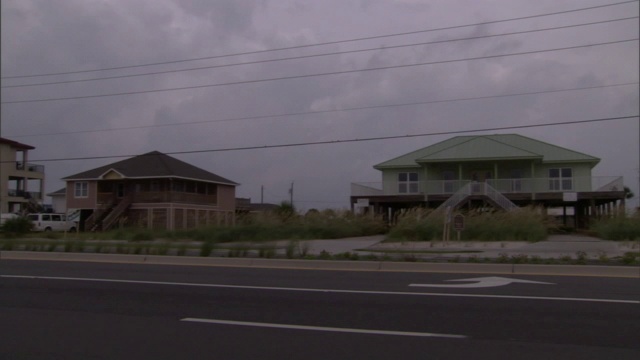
[374,134,600,169]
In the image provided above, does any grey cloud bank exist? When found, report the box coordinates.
[1,0,638,210]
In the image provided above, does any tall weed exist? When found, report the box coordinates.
[388,207,549,241]
[592,214,640,240]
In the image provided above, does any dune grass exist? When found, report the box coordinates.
[387,207,551,242]
[592,212,640,240]
[47,209,388,243]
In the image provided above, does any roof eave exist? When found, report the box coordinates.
[542,159,600,166]
[416,156,542,163]
[64,175,238,186]
[373,164,421,170]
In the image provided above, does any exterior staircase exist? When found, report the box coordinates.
[100,195,133,231]
[432,182,518,214]
[85,195,132,232]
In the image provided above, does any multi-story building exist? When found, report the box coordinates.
[62,151,238,231]
[351,134,626,228]
[0,137,45,214]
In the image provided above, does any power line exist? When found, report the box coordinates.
[2,0,637,79]
[3,38,637,105]
[4,16,636,89]
[6,82,637,138]
[13,115,638,163]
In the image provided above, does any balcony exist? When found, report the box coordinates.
[351,176,624,197]
[15,162,45,173]
[97,191,217,205]
[7,190,43,200]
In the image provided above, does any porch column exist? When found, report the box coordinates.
[619,200,625,217]
[494,163,498,179]
[423,166,428,198]
[458,164,462,181]
[531,162,536,200]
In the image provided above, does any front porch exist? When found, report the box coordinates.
[350,176,626,228]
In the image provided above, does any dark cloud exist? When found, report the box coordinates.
[1,0,638,210]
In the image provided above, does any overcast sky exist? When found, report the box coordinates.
[1,0,638,211]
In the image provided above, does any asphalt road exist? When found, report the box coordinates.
[1,260,639,360]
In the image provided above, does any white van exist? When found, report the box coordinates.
[26,213,77,232]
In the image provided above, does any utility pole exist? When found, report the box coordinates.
[289,181,294,207]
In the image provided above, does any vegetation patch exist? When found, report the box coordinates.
[0,217,34,237]
[592,214,640,240]
[387,207,551,242]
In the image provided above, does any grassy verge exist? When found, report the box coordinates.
[2,238,638,265]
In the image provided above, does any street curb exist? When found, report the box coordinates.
[1,251,639,278]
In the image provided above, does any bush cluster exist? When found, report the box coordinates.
[1,217,33,236]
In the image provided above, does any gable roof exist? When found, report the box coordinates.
[47,188,67,197]
[374,134,600,169]
[0,137,35,150]
[63,151,238,186]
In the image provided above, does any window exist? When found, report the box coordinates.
[185,181,196,193]
[398,172,419,194]
[549,168,572,191]
[74,182,88,198]
[150,182,160,192]
[117,183,125,198]
[173,181,185,192]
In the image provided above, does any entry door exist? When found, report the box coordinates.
[470,170,492,182]
[470,170,492,194]
[117,183,125,198]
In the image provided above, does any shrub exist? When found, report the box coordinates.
[592,215,640,240]
[200,241,214,257]
[1,217,33,236]
[621,252,640,265]
[285,240,297,259]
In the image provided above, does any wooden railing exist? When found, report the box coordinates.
[101,195,133,231]
[97,191,217,205]
[351,176,624,197]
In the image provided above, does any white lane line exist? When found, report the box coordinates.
[2,274,638,304]
[180,318,467,339]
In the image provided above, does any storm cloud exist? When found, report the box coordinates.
[1,0,638,210]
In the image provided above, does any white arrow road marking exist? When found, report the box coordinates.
[410,276,554,289]
[5,275,636,304]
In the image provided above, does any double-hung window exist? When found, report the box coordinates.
[74,182,88,198]
[549,168,572,191]
[398,172,419,194]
